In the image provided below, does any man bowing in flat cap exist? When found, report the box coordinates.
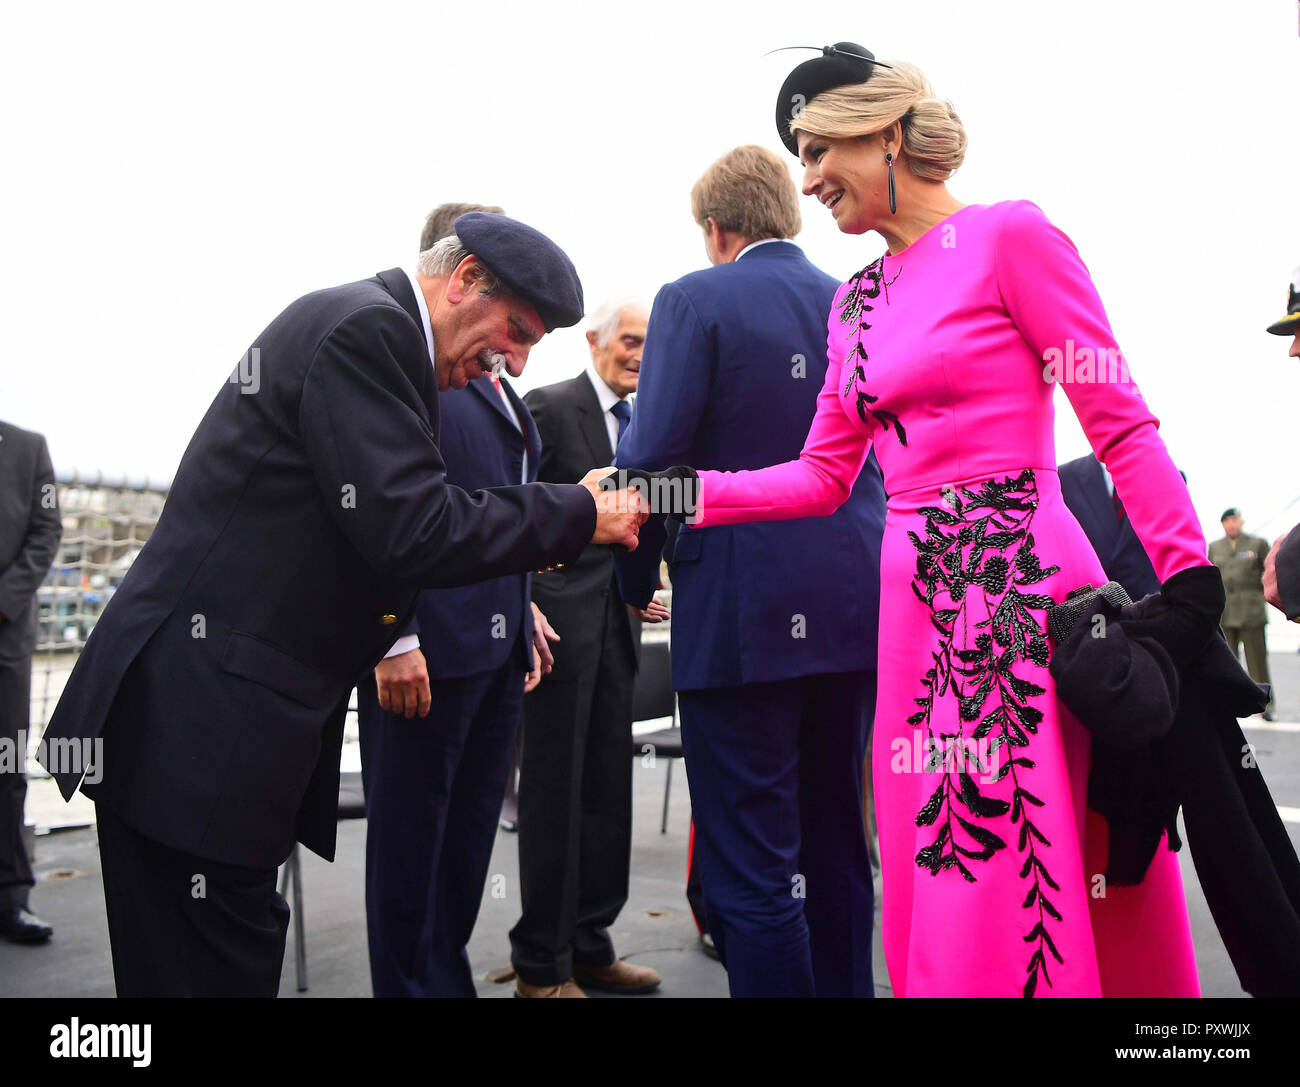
[40,213,648,997]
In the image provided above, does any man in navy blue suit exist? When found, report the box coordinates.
[614,145,887,997]
[356,203,560,997]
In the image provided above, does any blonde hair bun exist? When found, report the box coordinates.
[788,60,967,181]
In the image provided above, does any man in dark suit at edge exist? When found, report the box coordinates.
[39,213,647,996]
[1263,268,1300,628]
[0,420,62,944]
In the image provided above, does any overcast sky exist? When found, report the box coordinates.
[4,1,1298,548]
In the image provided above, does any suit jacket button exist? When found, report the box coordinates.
[379,614,397,625]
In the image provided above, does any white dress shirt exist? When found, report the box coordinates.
[735,237,789,261]
[491,375,526,460]
[585,363,629,455]
[403,268,436,366]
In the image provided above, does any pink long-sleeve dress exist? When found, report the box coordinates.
[692,200,1210,997]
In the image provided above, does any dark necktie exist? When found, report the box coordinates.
[610,399,632,449]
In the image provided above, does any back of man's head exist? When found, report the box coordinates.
[690,145,801,243]
[420,202,505,251]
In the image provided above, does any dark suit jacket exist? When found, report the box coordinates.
[0,422,62,662]
[523,373,638,676]
[40,269,594,868]
[1058,453,1160,601]
[399,376,540,679]
[613,241,887,692]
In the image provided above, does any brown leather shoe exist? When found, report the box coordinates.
[514,977,587,998]
[573,958,661,995]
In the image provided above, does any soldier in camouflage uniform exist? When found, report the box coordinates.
[1210,507,1274,720]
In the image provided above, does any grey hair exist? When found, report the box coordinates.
[588,295,649,348]
[416,234,501,294]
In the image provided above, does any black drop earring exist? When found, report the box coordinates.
[886,151,897,215]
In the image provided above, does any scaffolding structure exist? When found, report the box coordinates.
[30,469,170,736]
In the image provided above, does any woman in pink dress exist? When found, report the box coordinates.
[690,45,1212,996]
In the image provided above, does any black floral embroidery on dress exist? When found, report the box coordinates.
[837,257,906,446]
[907,470,1063,998]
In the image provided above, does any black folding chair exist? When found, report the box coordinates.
[629,640,681,833]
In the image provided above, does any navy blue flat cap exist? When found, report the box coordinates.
[453,212,584,332]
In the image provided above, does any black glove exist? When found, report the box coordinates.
[598,466,699,523]
[1137,564,1225,666]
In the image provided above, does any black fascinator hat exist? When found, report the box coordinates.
[773,42,892,156]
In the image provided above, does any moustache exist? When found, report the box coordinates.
[476,350,507,379]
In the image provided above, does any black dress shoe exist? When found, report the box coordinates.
[699,932,719,961]
[1262,709,1275,722]
[1,906,53,945]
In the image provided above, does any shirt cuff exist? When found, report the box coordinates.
[383,634,420,659]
